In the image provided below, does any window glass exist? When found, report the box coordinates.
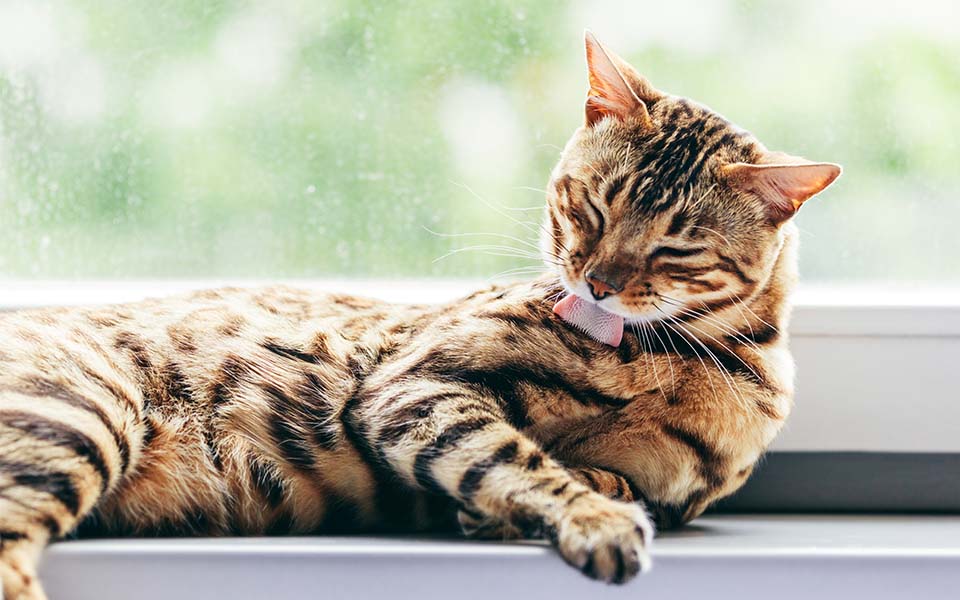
[1,1,957,282]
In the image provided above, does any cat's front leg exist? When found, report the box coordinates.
[358,384,653,583]
[456,465,636,540]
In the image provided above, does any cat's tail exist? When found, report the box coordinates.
[0,324,143,600]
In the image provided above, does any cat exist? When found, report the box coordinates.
[0,32,839,599]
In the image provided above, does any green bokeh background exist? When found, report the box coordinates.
[0,0,957,281]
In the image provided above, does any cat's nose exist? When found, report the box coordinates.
[585,271,622,301]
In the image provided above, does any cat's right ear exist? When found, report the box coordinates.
[722,157,842,224]
[584,31,652,127]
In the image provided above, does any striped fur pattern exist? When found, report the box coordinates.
[0,34,839,598]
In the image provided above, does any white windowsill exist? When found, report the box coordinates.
[38,515,960,600]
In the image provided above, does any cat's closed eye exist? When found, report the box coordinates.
[648,246,708,261]
[583,196,605,237]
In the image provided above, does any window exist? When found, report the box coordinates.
[0,0,957,282]
[4,5,960,592]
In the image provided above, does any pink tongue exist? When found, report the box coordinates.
[553,295,624,347]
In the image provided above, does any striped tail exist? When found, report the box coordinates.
[0,369,142,600]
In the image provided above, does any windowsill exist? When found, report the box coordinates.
[39,514,960,600]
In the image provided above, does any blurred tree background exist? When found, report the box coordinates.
[0,0,957,282]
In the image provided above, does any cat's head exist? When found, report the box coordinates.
[544,32,840,327]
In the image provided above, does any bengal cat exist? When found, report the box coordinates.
[0,33,840,598]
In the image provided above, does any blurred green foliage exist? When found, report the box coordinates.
[0,0,957,282]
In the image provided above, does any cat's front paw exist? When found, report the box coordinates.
[552,493,653,584]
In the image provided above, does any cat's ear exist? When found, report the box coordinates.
[584,31,653,127]
[722,155,842,224]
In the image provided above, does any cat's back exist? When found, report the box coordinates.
[0,285,430,412]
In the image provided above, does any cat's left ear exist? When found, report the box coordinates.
[722,155,842,224]
[584,31,655,127]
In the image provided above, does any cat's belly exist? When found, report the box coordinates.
[82,413,456,538]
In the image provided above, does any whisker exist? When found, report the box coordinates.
[449,180,543,238]
[512,186,549,196]
[451,180,572,258]
[666,313,764,385]
[657,294,754,342]
[422,226,563,262]
[432,245,564,267]
[656,296,761,353]
[655,307,720,403]
[646,321,678,397]
[684,183,718,212]
[517,220,548,230]
[487,267,549,283]
[663,313,747,408]
[546,288,565,304]
[690,297,764,352]
[639,321,670,404]
[431,244,544,260]
[487,265,549,277]
[725,294,757,341]
[731,291,780,334]
[423,227,542,251]
[687,225,732,248]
